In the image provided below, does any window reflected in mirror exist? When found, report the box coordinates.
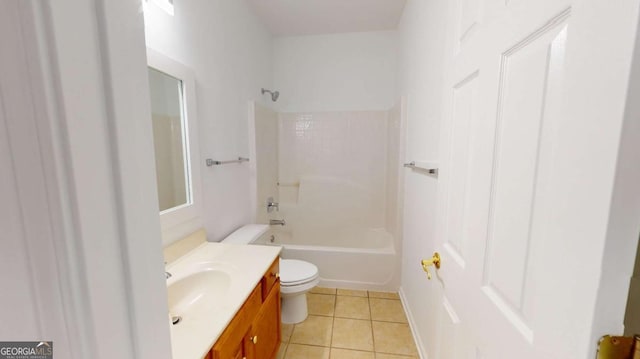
[148,67,191,212]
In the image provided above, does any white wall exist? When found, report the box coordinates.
[144,0,274,242]
[273,31,397,112]
[395,1,453,357]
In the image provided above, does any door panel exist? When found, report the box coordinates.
[438,296,463,359]
[444,70,480,269]
[432,0,604,357]
[483,19,569,330]
[455,0,483,54]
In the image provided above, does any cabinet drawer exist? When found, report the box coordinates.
[212,283,262,359]
[261,258,280,300]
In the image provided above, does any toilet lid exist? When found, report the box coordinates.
[279,259,319,285]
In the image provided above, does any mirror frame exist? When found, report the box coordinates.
[147,48,202,243]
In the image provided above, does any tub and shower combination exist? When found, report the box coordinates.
[256,226,396,290]
[249,102,405,291]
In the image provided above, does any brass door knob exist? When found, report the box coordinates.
[421,252,441,280]
[251,336,258,344]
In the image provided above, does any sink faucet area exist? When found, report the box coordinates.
[164,239,281,359]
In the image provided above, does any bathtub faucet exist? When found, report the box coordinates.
[270,219,286,226]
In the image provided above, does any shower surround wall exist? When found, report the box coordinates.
[278,111,389,235]
[249,105,402,289]
[386,101,405,247]
[249,103,279,225]
[250,107,402,290]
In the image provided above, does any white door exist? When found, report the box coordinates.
[419,0,640,358]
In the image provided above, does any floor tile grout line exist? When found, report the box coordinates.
[331,347,375,353]
[371,319,409,324]
[290,343,332,348]
[368,294,376,354]
[330,292,337,351]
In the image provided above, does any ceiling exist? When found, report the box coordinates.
[246,0,407,36]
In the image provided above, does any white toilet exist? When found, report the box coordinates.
[278,258,320,323]
[222,224,320,324]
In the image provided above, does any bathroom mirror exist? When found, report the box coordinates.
[148,67,190,212]
[147,49,202,241]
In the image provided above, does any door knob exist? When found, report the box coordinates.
[596,335,640,359]
[251,335,258,344]
[421,252,441,280]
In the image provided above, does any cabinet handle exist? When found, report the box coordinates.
[271,272,279,279]
[251,335,258,344]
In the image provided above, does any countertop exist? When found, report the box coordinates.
[166,242,282,359]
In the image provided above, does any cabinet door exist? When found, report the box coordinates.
[249,282,281,359]
[212,285,263,359]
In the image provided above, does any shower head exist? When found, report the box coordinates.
[261,88,280,102]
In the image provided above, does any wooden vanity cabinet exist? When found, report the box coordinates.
[248,281,281,359]
[261,259,280,300]
[209,258,281,359]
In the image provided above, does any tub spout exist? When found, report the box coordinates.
[270,219,286,226]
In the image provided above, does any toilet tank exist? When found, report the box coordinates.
[222,224,270,244]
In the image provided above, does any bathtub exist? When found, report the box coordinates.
[253,227,398,291]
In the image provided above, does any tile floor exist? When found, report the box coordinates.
[277,287,419,359]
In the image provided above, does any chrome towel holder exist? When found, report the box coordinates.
[404,161,438,176]
[205,157,250,166]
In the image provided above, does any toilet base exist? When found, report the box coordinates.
[281,293,309,324]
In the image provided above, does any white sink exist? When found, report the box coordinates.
[163,242,282,359]
[167,267,232,318]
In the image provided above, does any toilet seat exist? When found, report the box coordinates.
[279,259,319,286]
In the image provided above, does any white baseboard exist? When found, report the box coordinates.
[399,287,428,359]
